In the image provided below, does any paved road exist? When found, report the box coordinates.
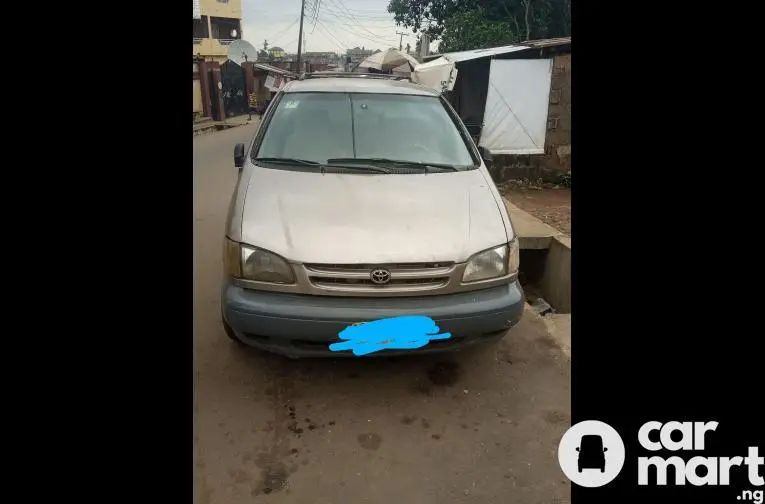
[193,123,571,504]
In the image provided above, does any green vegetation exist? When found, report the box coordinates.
[387,0,571,52]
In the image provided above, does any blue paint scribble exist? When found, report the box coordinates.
[329,316,452,356]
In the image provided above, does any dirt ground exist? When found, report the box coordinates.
[194,125,572,504]
[500,186,571,235]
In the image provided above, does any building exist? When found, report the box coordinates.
[193,0,243,63]
[345,47,377,70]
[421,37,571,182]
[304,52,339,65]
[268,46,286,60]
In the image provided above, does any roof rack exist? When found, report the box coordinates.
[298,72,411,81]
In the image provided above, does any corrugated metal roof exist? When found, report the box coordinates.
[429,44,531,63]
[520,37,571,48]
[254,63,296,77]
[423,37,570,63]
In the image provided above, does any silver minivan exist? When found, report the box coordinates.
[222,74,524,357]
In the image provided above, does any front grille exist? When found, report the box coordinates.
[307,262,450,271]
[304,262,455,293]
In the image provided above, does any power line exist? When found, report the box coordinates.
[314,18,351,52]
[307,0,317,27]
[268,16,300,45]
[317,3,394,21]
[314,0,322,24]
[317,6,400,46]
[319,15,400,47]
[328,4,393,14]
[325,0,396,42]
[281,37,298,49]
[310,0,322,34]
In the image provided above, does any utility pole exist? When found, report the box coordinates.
[396,31,407,51]
[296,0,306,73]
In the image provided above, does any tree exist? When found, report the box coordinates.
[439,9,516,52]
[387,0,570,51]
[387,0,477,40]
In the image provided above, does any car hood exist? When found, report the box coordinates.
[239,168,510,264]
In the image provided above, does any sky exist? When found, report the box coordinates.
[241,0,433,54]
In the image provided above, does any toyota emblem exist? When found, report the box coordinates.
[369,268,392,285]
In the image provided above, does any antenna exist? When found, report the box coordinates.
[227,40,259,66]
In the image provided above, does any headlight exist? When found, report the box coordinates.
[462,241,519,283]
[224,239,295,284]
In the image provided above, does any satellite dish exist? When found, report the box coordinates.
[227,40,258,66]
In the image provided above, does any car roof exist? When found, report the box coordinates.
[282,77,441,97]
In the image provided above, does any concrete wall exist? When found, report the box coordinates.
[540,235,571,313]
[545,53,572,174]
[490,53,571,183]
[193,0,242,60]
[193,39,229,60]
[200,0,241,19]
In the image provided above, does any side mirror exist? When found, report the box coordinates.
[478,146,493,168]
[234,143,245,168]
[575,447,580,452]
[603,447,608,452]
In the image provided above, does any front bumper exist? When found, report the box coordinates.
[221,280,525,358]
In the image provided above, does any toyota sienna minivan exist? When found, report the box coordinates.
[221,74,524,357]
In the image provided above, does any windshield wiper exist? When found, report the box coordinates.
[253,157,321,166]
[254,157,391,173]
[322,161,392,173]
[327,158,460,171]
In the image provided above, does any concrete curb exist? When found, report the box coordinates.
[503,198,567,250]
[504,197,571,314]
[192,121,250,136]
[540,235,571,313]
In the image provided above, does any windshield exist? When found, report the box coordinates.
[255,92,477,169]
[581,436,603,450]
